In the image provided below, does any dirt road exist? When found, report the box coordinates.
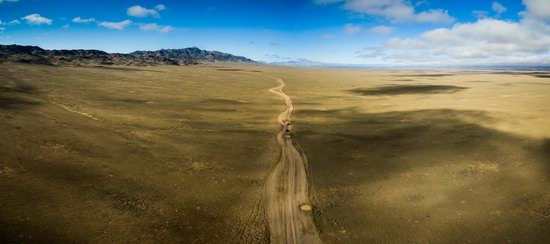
[264,78,322,244]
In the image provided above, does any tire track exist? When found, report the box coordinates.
[264,78,321,244]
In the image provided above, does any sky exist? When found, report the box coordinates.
[1,0,549,66]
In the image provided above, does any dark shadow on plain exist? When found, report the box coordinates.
[297,108,507,183]
[393,74,455,77]
[203,98,247,105]
[103,98,148,104]
[92,65,164,73]
[0,82,36,93]
[0,142,235,242]
[216,68,244,72]
[0,96,40,109]
[523,82,550,85]
[215,68,262,73]
[350,84,469,96]
[539,139,550,180]
[295,108,550,242]
[500,82,550,87]
[0,82,41,109]
[490,72,550,79]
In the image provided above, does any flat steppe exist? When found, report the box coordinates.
[1,63,549,243]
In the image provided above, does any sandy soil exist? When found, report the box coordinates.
[0,63,277,243]
[278,68,550,243]
[1,63,549,243]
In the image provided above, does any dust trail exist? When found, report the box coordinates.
[264,78,321,244]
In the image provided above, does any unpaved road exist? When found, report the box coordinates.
[264,78,322,244]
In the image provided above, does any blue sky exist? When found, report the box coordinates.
[1,0,549,65]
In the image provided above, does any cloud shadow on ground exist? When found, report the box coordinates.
[350,84,468,96]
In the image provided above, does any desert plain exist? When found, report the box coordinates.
[1,63,549,243]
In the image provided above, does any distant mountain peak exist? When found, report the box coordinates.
[0,44,255,66]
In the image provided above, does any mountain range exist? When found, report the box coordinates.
[0,45,255,66]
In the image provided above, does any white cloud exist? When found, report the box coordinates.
[317,0,455,24]
[371,25,393,34]
[415,9,454,23]
[0,19,19,26]
[492,2,507,15]
[356,49,385,58]
[127,5,161,18]
[99,20,132,30]
[343,23,361,35]
[139,23,174,33]
[160,26,174,33]
[62,24,69,29]
[386,37,429,49]
[523,0,550,19]
[472,10,489,19]
[0,27,5,31]
[72,17,96,24]
[22,14,53,25]
[380,18,550,64]
[155,4,166,11]
[353,0,550,65]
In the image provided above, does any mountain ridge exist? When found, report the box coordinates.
[0,44,255,66]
